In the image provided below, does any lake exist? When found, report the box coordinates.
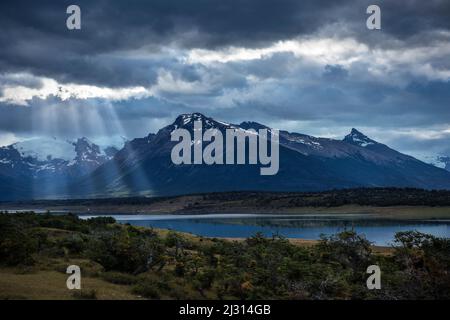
[80,213,450,246]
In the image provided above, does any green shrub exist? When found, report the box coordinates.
[86,227,165,274]
[0,219,38,266]
[60,234,87,254]
[86,216,116,226]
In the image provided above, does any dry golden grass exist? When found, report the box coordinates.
[0,268,140,300]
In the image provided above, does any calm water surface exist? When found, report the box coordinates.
[80,213,450,246]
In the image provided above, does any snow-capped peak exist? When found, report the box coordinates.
[0,136,119,174]
[14,137,76,161]
[176,113,208,125]
[73,137,102,160]
[172,113,234,130]
[343,128,377,147]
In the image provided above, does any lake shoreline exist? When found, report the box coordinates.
[3,189,450,220]
[3,204,450,220]
[86,213,450,246]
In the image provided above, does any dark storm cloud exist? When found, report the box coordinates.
[1,0,449,86]
[198,57,450,130]
[1,0,450,160]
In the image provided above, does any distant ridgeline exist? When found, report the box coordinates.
[3,188,450,208]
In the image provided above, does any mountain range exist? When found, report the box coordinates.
[1,113,450,201]
[0,137,118,200]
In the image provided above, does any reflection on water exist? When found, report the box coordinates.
[81,214,450,246]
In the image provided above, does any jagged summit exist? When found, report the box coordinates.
[171,113,271,133]
[174,113,209,125]
[171,112,233,131]
[72,137,104,163]
[343,128,377,147]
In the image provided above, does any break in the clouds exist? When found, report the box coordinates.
[0,0,450,162]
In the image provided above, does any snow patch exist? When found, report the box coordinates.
[14,138,76,161]
[286,135,323,149]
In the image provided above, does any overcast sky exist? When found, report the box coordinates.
[1,0,450,160]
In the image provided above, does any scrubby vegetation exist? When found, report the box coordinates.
[201,188,450,208]
[3,188,450,215]
[1,212,449,299]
